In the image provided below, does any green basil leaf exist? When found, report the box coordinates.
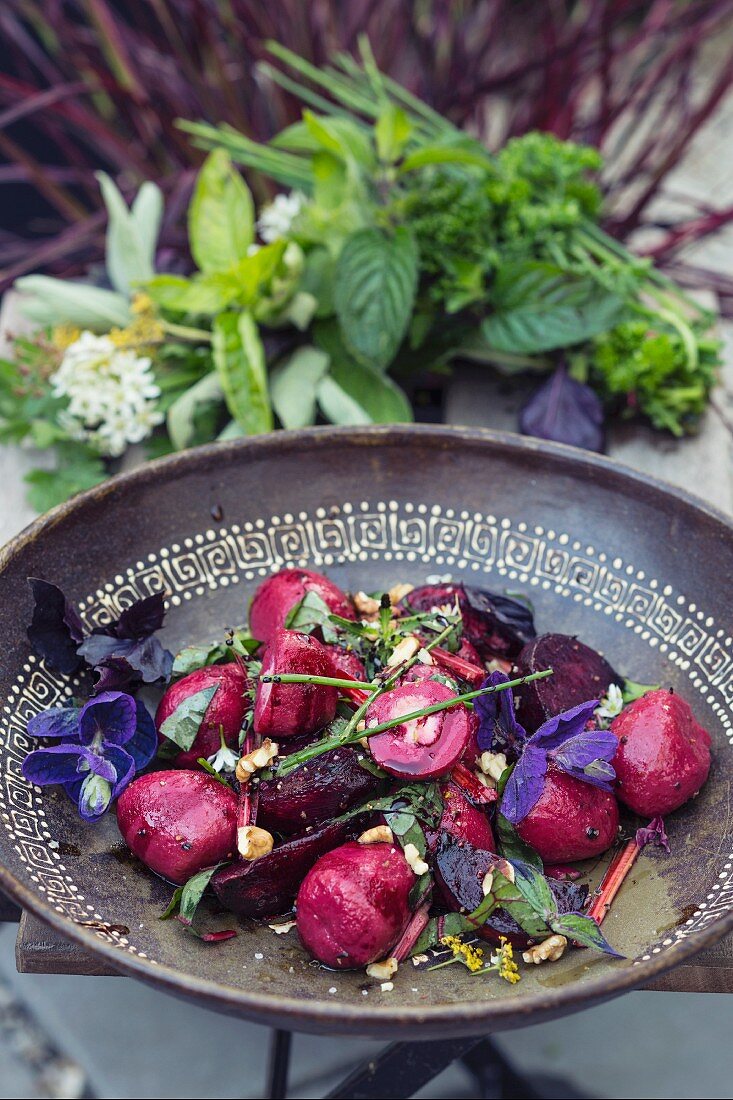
[551,912,624,957]
[334,227,418,370]
[271,346,329,429]
[179,863,224,924]
[313,324,413,425]
[284,590,338,641]
[510,858,558,922]
[622,679,659,704]
[146,273,237,315]
[481,262,625,354]
[496,813,543,871]
[173,642,227,677]
[188,149,254,273]
[212,311,272,434]
[159,683,218,751]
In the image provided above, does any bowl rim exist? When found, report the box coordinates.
[1,423,731,1035]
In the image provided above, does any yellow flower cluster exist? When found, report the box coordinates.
[440,935,485,973]
[493,937,521,985]
[51,294,164,358]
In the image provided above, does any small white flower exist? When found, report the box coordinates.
[596,683,624,724]
[51,331,163,457]
[256,191,306,242]
[207,742,239,773]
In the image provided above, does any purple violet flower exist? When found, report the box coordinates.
[22,692,156,821]
[475,670,527,759]
[500,698,617,825]
[635,816,670,853]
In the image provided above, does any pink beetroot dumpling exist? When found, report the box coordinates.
[155,663,249,768]
[516,763,619,863]
[296,841,414,968]
[249,568,355,644]
[116,770,238,885]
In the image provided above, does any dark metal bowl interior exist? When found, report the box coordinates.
[1,425,732,1037]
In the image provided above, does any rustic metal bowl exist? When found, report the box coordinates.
[1,425,732,1037]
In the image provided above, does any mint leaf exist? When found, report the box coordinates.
[159,684,218,751]
[510,858,558,922]
[334,227,418,370]
[551,911,624,957]
[188,149,254,273]
[482,262,624,355]
[212,311,272,434]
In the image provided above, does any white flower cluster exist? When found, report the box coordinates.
[51,331,163,457]
[256,190,306,243]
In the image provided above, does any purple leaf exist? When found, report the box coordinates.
[92,656,140,693]
[22,744,89,786]
[532,699,600,750]
[520,366,605,453]
[26,706,79,741]
[550,727,617,790]
[78,692,137,747]
[475,670,526,758]
[500,744,548,824]
[463,587,536,649]
[114,594,166,640]
[26,579,84,675]
[636,816,670,853]
[80,635,173,687]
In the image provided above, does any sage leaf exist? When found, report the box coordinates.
[189,150,254,273]
[334,227,418,370]
[159,684,218,752]
[271,346,329,429]
[212,311,272,434]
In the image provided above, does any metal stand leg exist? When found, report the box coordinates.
[325,1036,483,1099]
[266,1028,292,1100]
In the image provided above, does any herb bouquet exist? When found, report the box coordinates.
[1,41,721,510]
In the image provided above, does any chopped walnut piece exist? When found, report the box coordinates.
[358,825,394,845]
[481,870,494,896]
[237,825,274,861]
[402,842,429,876]
[477,751,508,783]
[236,738,279,784]
[389,582,414,605]
[353,591,382,619]
[522,934,568,965]
[366,956,398,981]
[386,634,422,667]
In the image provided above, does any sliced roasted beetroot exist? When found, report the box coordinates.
[254,629,337,739]
[155,663,249,768]
[211,817,363,919]
[425,783,495,853]
[296,841,414,968]
[257,747,387,834]
[327,646,367,683]
[516,763,619,862]
[365,681,472,779]
[514,633,618,733]
[249,568,355,644]
[403,583,534,661]
[116,770,238,885]
[611,689,711,816]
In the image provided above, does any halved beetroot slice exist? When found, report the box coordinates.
[249,568,355,644]
[254,629,337,739]
[514,633,618,733]
[296,841,414,968]
[365,681,472,779]
[211,817,363,919]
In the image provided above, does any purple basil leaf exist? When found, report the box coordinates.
[78,692,137,747]
[520,366,605,453]
[636,815,670,853]
[127,701,158,770]
[114,594,166,640]
[26,706,79,741]
[78,634,126,666]
[550,727,617,790]
[92,657,139,692]
[475,670,526,758]
[500,743,548,824]
[532,699,600,751]
[124,635,174,683]
[22,744,89,786]
[81,634,173,686]
[463,587,536,648]
[26,579,84,675]
[78,773,112,821]
[104,744,137,799]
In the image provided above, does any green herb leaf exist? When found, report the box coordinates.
[622,679,659,705]
[167,372,224,451]
[314,322,413,425]
[270,345,330,429]
[159,886,184,920]
[24,446,106,512]
[159,684,218,751]
[188,149,254,273]
[334,227,418,370]
[482,262,625,355]
[496,813,543,871]
[212,311,272,434]
[284,590,339,641]
[97,172,161,296]
[15,275,131,328]
[375,103,412,163]
[551,912,624,957]
[510,858,558,923]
